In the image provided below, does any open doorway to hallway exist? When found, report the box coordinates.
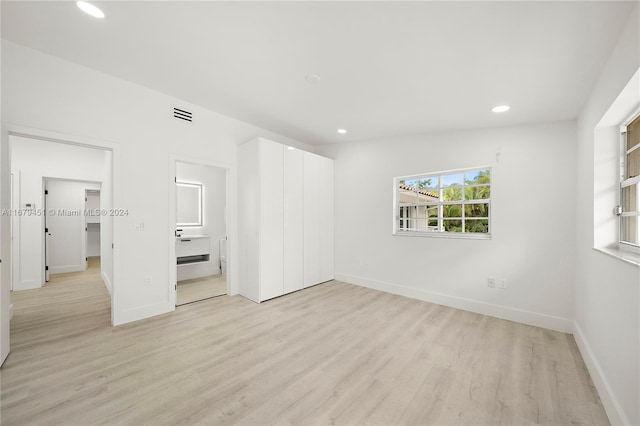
[1,129,119,367]
[9,134,114,319]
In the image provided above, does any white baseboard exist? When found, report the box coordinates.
[335,273,573,333]
[101,271,112,296]
[50,264,84,274]
[114,301,174,326]
[573,322,629,426]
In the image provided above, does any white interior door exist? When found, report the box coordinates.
[46,180,96,275]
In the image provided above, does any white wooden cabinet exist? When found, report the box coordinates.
[283,147,304,294]
[304,152,334,287]
[303,152,320,287]
[258,140,284,301]
[238,138,333,303]
[176,236,210,265]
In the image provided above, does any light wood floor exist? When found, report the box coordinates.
[177,274,227,306]
[1,268,608,425]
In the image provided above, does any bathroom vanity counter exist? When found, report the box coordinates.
[176,235,209,240]
[176,236,210,264]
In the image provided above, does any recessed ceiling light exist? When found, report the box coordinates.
[306,74,321,84]
[337,129,347,134]
[491,105,510,113]
[287,146,295,150]
[76,1,105,19]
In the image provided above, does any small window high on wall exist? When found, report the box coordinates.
[620,113,640,247]
[394,167,491,239]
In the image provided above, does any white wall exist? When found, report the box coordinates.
[1,40,313,325]
[10,135,107,290]
[176,162,226,281]
[318,121,577,333]
[46,180,100,274]
[574,5,640,425]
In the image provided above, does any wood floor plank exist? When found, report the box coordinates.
[0,262,609,425]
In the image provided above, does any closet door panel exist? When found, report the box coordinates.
[283,148,304,294]
[319,156,334,283]
[238,140,260,302]
[303,152,320,288]
[259,141,284,301]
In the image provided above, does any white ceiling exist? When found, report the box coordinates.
[1,1,635,145]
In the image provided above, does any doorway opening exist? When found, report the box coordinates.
[1,128,120,366]
[174,161,228,306]
[9,133,114,311]
[42,179,102,282]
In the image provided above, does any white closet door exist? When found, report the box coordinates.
[283,148,304,294]
[259,141,284,301]
[319,156,334,283]
[303,152,320,288]
[238,140,260,302]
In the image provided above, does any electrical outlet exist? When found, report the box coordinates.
[144,276,152,286]
[487,278,496,288]
[498,278,507,289]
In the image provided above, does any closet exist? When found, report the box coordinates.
[85,190,101,258]
[238,138,334,303]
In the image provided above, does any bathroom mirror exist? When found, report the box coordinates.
[176,182,202,227]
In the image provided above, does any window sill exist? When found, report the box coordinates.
[593,246,640,267]
[394,231,491,240]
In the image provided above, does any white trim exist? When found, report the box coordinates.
[394,230,491,240]
[396,165,493,182]
[49,265,85,274]
[625,142,640,156]
[115,301,174,326]
[101,270,112,296]
[335,272,573,333]
[593,246,640,266]
[573,322,630,426]
[621,104,640,127]
[620,175,640,187]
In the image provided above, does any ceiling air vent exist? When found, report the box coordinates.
[173,107,193,123]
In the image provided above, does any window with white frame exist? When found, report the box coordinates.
[620,113,640,247]
[394,167,491,237]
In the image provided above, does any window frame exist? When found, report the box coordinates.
[393,166,492,240]
[619,111,640,251]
